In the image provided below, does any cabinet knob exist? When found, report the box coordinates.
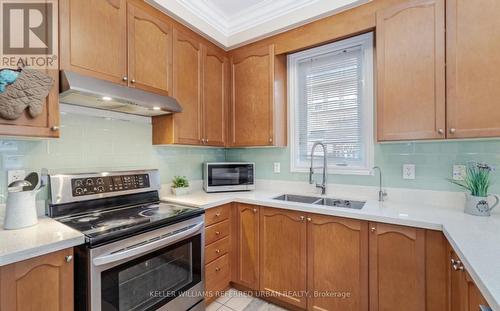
[438,129,444,135]
[453,264,464,271]
[50,126,59,131]
[215,267,221,272]
[215,249,221,254]
[215,231,220,235]
[131,79,136,84]
[65,255,73,263]
[206,139,209,144]
[269,137,273,143]
[215,212,221,217]
[252,208,257,213]
[371,227,376,233]
[300,216,305,221]
[122,76,128,82]
[449,128,456,134]
[306,217,312,222]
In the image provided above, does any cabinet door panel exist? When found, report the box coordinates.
[60,0,127,84]
[231,45,274,146]
[0,248,73,311]
[307,214,368,311]
[172,29,203,145]
[204,46,227,146]
[260,208,307,309]
[447,0,500,138]
[376,0,445,141]
[369,222,426,311]
[233,204,260,290]
[0,69,59,137]
[127,4,172,95]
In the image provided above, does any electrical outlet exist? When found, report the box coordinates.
[7,170,25,186]
[403,164,416,180]
[453,165,466,181]
[273,162,281,173]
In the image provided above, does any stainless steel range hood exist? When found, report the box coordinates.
[59,71,182,116]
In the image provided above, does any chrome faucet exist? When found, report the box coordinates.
[372,166,387,202]
[309,142,327,195]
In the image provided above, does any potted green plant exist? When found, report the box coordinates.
[450,162,498,216]
[171,176,190,196]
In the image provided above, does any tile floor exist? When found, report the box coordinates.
[206,289,289,311]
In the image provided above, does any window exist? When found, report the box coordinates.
[288,32,374,175]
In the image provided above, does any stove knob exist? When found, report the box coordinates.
[75,180,83,187]
[97,186,105,192]
[86,179,94,186]
[75,188,83,195]
[96,178,104,185]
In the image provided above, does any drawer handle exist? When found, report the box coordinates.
[215,267,221,272]
[215,231,220,235]
[253,208,257,213]
[216,249,221,254]
[65,255,73,263]
[215,212,221,217]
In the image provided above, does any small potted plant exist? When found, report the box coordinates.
[171,176,190,196]
[450,162,498,216]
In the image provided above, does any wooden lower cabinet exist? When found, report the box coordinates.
[260,208,307,309]
[449,248,490,311]
[232,203,260,290]
[369,222,426,311]
[205,205,231,304]
[307,214,368,311]
[0,248,74,311]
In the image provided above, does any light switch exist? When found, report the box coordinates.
[273,162,281,173]
[403,164,416,180]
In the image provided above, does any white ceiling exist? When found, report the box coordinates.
[148,0,369,49]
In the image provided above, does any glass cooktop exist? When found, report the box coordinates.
[58,202,203,247]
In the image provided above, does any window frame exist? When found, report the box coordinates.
[288,32,374,175]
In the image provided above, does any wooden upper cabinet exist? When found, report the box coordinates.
[203,46,228,147]
[307,214,369,311]
[0,248,73,311]
[369,222,426,311]
[230,45,287,147]
[0,70,60,138]
[446,0,500,138]
[232,204,260,290]
[127,2,172,95]
[172,29,202,145]
[260,208,307,309]
[376,0,446,141]
[60,0,128,84]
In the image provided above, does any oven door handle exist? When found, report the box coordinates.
[92,222,204,267]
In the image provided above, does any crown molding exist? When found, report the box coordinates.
[148,0,369,49]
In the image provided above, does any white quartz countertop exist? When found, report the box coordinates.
[162,188,500,311]
[0,212,84,266]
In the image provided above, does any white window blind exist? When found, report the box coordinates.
[289,33,374,175]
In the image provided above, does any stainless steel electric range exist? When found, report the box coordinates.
[47,170,205,311]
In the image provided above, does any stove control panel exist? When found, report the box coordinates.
[71,174,150,197]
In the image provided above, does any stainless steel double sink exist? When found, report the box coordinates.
[273,194,365,210]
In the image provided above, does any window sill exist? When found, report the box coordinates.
[291,167,373,176]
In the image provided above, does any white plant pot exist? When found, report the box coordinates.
[464,193,499,217]
[171,186,190,196]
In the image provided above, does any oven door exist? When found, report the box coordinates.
[205,163,254,191]
[90,216,204,311]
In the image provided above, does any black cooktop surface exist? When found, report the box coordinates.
[58,202,203,247]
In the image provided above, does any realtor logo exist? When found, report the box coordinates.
[0,0,58,68]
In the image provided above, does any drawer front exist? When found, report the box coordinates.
[205,236,230,264]
[205,204,231,226]
[205,253,230,295]
[205,220,230,245]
